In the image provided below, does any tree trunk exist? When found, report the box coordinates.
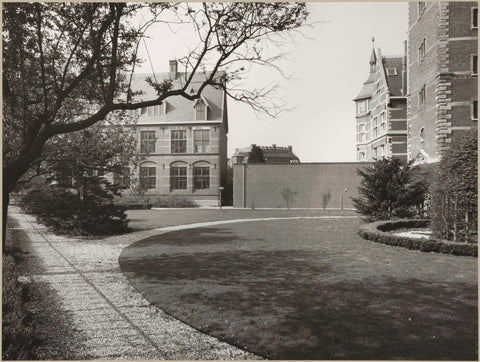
[3,189,10,252]
[465,208,469,243]
[452,198,458,242]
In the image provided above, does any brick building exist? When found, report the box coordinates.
[407,1,478,164]
[231,144,300,165]
[354,42,408,162]
[120,60,228,206]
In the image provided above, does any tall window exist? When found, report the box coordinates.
[419,85,426,107]
[193,166,210,190]
[170,166,187,190]
[473,55,478,76]
[195,104,206,120]
[356,99,368,115]
[372,117,378,138]
[113,167,130,188]
[472,8,478,29]
[194,129,210,153]
[140,131,155,153]
[140,166,156,189]
[473,100,478,120]
[171,130,187,153]
[418,2,426,17]
[418,39,426,62]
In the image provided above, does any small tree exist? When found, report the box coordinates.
[321,190,332,210]
[248,145,266,163]
[281,188,297,209]
[19,121,140,235]
[352,158,428,221]
[431,131,477,242]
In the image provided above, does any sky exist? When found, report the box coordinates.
[135,2,408,162]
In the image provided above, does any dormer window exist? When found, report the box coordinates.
[356,99,369,116]
[194,98,208,121]
[141,103,166,116]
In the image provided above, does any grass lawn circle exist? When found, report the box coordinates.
[119,217,477,360]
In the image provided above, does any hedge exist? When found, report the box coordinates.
[358,219,477,257]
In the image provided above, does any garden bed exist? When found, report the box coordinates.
[358,219,477,257]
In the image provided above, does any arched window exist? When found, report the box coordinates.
[170,161,187,190]
[193,161,210,190]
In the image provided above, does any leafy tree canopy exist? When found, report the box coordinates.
[248,144,266,163]
[2,2,309,242]
[352,158,428,221]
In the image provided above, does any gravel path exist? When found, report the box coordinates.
[9,206,260,360]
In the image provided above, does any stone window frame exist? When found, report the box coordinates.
[418,2,426,18]
[418,85,426,108]
[140,130,156,154]
[140,165,157,190]
[193,164,210,190]
[113,167,131,188]
[472,7,478,29]
[170,162,188,191]
[193,128,210,153]
[170,129,187,154]
[418,38,426,62]
[419,127,425,143]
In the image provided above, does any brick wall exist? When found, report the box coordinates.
[408,1,478,162]
[233,163,373,209]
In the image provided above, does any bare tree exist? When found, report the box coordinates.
[322,190,332,210]
[281,188,298,210]
[2,3,308,244]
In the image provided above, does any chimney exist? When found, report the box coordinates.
[169,60,177,79]
[288,145,293,152]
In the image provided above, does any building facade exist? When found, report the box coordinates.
[231,144,300,165]
[407,1,478,164]
[121,60,228,207]
[354,43,408,162]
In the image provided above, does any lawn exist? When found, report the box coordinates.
[119,218,478,360]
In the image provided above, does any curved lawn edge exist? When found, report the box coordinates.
[152,215,359,233]
[120,215,359,358]
[358,219,477,257]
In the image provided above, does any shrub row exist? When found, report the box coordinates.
[358,219,477,257]
[116,196,198,209]
[20,187,129,235]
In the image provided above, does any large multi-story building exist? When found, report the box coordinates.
[407,1,478,164]
[354,42,408,161]
[122,60,228,206]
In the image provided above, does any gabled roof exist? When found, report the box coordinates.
[353,80,375,101]
[130,70,226,123]
[354,46,405,101]
[383,57,404,97]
